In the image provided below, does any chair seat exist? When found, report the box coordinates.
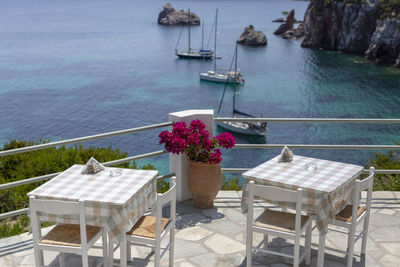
[127,216,171,239]
[335,205,366,223]
[254,209,310,233]
[39,224,102,247]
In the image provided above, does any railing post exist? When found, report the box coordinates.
[168,110,214,202]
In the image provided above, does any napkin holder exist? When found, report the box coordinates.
[81,157,105,174]
[278,145,293,163]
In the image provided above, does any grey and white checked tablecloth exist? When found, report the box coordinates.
[242,155,363,234]
[28,164,158,242]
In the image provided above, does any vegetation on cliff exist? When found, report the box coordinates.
[311,0,400,18]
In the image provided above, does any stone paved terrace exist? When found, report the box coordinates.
[1,191,400,267]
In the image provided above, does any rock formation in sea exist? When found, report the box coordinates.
[158,3,200,26]
[274,9,305,39]
[237,25,267,46]
[301,0,400,67]
[274,9,295,35]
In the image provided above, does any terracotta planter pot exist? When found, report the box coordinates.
[187,160,223,209]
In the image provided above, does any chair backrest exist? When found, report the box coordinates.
[352,167,375,217]
[247,181,303,233]
[29,197,89,246]
[154,177,176,236]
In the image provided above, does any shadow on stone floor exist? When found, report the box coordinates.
[236,236,367,267]
[173,201,225,230]
[47,253,103,267]
[0,239,33,257]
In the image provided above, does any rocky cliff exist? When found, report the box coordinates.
[302,0,400,67]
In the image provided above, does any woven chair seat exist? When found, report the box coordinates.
[254,209,309,233]
[39,224,102,247]
[335,205,366,223]
[127,216,171,239]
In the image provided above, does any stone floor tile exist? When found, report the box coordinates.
[220,207,247,222]
[174,239,208,258]
[379,253,400,267]
[175,226,213,241]
[379,242,400,256]
[204,233,245,255]
[189,253,238,267]
[369,213,400,227]
[370,226,400,242]
[378,208,398,215]
[175,212,210,229]
[201,219,243,237]
[177,261,199,267]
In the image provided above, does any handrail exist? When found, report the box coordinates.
[221,168,400,174]
[214,117,400,123]
[233,144,400,150]
[1,116,400,222]
[0,122,172,157]
[0,150,168,191]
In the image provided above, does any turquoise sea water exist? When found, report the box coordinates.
[1,0,400,176]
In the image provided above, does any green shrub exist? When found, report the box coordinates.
[221,176,241,191]
[0,139,162,238]
[369,150,400,191]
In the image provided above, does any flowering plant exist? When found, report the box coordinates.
[158,119,235,164]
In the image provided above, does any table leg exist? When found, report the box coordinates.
[317,232,326,267]
[120,235,127,267]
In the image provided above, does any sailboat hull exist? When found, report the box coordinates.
[216,121,266,136]
[200,72,235,83]
[176,52,213,59]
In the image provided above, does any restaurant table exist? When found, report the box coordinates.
[242,155,363,267]
[28,164,158,267]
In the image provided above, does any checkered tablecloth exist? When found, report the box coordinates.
[242,155,363,234]
[28,164,158,242]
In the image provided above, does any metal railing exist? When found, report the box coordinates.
[1,117,400,220]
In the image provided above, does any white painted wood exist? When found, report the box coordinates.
[29,196,106,267]
[317,233,326,267]
[245,181,312,267]
[125,177,177,267]
[168,110,214,202]
[326,166,375,266]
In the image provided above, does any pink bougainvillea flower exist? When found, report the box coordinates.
[189,119,206,131]
[208,149,222,164]
[172,122,190,138]
[216,132,236,149]
[158,119,235,163]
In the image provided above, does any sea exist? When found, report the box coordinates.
[1,0,400,179]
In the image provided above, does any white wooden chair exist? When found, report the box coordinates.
[125,177,176,267]
[29,196,107,267]
[327,166,375,267]
[246,181,312,267]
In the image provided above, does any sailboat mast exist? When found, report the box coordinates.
[233,43,238,115]
[188,9,191,53]
[234,43,238,80]
[213,9,218,72]
[201,21,204,50]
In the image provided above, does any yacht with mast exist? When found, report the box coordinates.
[175,9,213,59]
[200,10,244,83]
[216,47,266,136]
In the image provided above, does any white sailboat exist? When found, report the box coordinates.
[216,56,266,136]
[175,9,213,59]
[200,10,244,84]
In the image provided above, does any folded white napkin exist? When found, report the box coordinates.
[81,157,105,174]
[278,145,293,162]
